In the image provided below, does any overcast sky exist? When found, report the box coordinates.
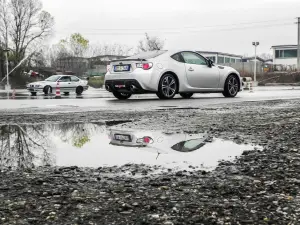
[41,0,300,56]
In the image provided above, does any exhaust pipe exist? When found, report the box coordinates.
[105,85,110,91]
[130,85,138,92]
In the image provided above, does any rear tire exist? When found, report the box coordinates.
[180,93,193,99]
[113,92,132,100]
[76,86,84,95]
[223,74,239,98]
[157,73,178,99]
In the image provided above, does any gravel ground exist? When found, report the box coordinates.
[1,99,300,224]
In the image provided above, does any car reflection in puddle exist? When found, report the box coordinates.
[0,123,261,171]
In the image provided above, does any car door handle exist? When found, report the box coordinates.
[188,67,194,71]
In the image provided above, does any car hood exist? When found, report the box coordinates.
[27,81,48,86]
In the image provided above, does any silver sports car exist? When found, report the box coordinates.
[105,50,242,100]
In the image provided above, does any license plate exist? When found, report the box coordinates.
[114,65,130,72]
[114,134,131,142]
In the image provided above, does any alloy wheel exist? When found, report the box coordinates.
[161,75,177,98]
[228,76,238,96]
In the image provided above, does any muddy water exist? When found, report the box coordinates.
[0,123,260,170]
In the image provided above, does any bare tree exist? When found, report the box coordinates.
[259,53,273,60]
[0,124,52,169]
[137,33,165,52]
[88,43,133,57]
[0,0,54,81]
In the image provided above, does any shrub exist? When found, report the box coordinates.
[88,76,104,88]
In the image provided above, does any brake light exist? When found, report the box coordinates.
[143,136,153,144]
[136,63,153,70]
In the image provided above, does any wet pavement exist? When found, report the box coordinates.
[0,123,260,172]
[1,86,300,113]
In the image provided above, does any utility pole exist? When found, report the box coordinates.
[297,17,300,72]
[4,28,9,98]
[252,42,259,83]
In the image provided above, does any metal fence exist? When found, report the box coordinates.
[220,62,265,75]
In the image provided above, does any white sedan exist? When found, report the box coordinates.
[105,50,242,100]
[26,75,89,96]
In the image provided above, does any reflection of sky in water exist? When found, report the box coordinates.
[0,123,261,170]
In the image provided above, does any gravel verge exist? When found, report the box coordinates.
[1,99,300,224]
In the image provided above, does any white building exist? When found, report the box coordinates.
[196,51,243,64]
[271,45,298,66]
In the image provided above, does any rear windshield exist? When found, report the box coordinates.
[126,50,167,60]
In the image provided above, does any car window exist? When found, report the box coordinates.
[59,76,71,82]
[181,52,207,65]
[171,139,206,152]
[171,53,184,63]
[45,75,61,82]
[71,76,80,82]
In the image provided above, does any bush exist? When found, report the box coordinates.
[88,76,104,88]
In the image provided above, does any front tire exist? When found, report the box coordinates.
[113,92,132,100]
[157,73,178,99]
[180,93,193,99]
[43,86,52,95]
[223,75,239,98]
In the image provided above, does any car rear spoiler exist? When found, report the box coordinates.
[110,58,147,63]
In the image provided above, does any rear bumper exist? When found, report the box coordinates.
[105,79,149,94]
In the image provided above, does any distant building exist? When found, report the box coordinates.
[271,45,298,65]
[197,51,243,64]
[242,56,265,63]
[88,55,127,76]
[56,57,89,76]
[89,55,127,63]
[55,55,127,76]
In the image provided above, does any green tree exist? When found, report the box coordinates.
[60,33,89,57]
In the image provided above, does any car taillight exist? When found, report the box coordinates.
[136,63,153,70]
[143,136,153,144]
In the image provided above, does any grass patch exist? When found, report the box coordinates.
[88,76,104,88]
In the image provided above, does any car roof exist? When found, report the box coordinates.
[167,49,200,55]
[52,75,77,77]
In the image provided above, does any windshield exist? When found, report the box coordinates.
[45,75,61,82]
[171,139,206,152]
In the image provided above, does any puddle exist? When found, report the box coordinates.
[0,123,261,171]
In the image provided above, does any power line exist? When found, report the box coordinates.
[61,18,295,32]
[55,22,295,36]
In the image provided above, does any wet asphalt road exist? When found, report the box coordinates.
[1,86,300,113]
